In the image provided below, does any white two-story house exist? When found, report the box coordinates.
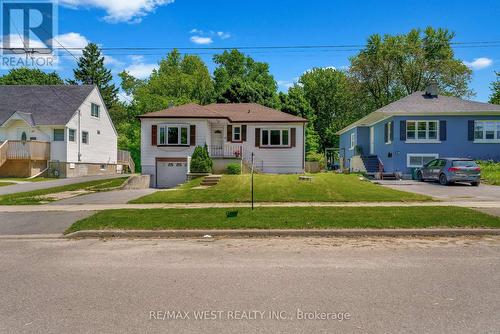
[139,103,307,188]
[0,85,132,178]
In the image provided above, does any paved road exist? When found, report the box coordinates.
[0,174,130,196]
[50,189,156,205]
[377,180,500,201]
[0,211,94,235]
[1,237,499,333]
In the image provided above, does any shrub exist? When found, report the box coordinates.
[306,152,326,170]
[226,163,241,174]
[190,146,213,173]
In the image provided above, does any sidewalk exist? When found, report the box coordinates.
[0,201,499,212]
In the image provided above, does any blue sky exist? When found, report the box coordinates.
[2,0,499,101]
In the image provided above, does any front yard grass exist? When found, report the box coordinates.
[0,182,16,187]
[479,161,500,185]
[65,206,500,234]
[0,177,56,182]
[131,173,431,203]
[0,177,129,205]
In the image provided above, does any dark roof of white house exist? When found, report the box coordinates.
[377,91,500,113]
[0,85,96,126]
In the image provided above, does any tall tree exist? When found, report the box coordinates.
[213,49,279,107]
[73,43,118,108]
[349,27,473,108]
[299,68,370,150]
[0,68,63,85]
[490,71,500,105]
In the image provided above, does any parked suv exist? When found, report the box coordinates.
[416,158,481,186]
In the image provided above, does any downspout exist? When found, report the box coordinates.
[77,109,81,162]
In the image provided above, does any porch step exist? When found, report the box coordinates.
[361,155,381,173]
[200,175,222,186]
[381,173,398,180]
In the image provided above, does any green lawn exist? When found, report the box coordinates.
[65,206,500,234]
[0,177,56,182]
[0,177,129,205]
[479,161,500,185]
[131,174,431,203]
[0,182,15,187]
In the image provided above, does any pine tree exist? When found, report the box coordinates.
[490,72,500,105]
[73,43,118,108]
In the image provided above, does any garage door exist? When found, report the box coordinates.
[156,159,188,188]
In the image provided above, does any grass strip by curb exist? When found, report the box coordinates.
[65,206,500,234]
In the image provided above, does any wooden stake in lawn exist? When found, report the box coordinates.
[251,152,254,210]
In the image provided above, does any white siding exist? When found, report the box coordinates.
[65,88,117,164]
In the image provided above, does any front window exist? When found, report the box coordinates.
[407,121,439,141]
[91,103,100,118]
[350,133,355,149]
[82,131,89,144]
[232,126,241,141]
[407,154,439,167]
[261,129,290,147]
[53,129,64,141]
[474,121,500,142]
[158,125,189,145]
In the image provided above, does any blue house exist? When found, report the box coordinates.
[337,85,500,178]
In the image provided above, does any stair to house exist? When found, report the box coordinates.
[381,173,398,180]
[200,175,222,186]
[361,155,381,173]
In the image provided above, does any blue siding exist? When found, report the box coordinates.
[340,115,500,174]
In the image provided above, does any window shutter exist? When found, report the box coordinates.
[384,123,388,143]
[255,128,260,147]
[400,120,406,141]
[291,128,296,147]
[468,120,475,141]
[227,125,232,142]
[439,121,447,141]
[151,125,157,146]
[190,125,196,146]
[242,125,247,141]
[390,122,394,142]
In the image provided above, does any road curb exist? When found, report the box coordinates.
[65,228,500,239]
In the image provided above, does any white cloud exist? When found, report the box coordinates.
[277,80,295,89]
[59,0,174,23]
[464,57,493,70]
[124,56,157,78]
[52,32,89,57]
[190,36,213,45]
[216,31,231,39]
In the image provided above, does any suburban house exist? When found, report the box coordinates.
[338,84,500,178]
[139,103,307,188]
[0,85,133,178]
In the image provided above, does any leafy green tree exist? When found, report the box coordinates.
[213,49,279,107]
[72,43,118,109]
[190,146,213,173]
[0,68,63,85]
[349,27,473,108]
[490,71,500,105]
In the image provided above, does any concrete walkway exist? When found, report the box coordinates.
[0,174,130,195]
[0,200,499,212]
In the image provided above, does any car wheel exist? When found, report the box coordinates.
[416,171,423,182]
[471,181,480,187]
[439,173,448,185]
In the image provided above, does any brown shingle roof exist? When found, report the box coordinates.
[138,103,307,123]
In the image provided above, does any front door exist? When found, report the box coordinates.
[369,127,374,155]
[211,127,223,157]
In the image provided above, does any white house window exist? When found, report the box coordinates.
[350,133,355,150]
[82,131,89,144]
[68,129,76,142]
[385,122,392,144]
[91,103,100,118]
[158,125,189,145]
[261,129,289,147]
[407,153,439,168]
[53,129,64,141]
[232,126,241,141]
[474,121,500,142]
[407,121,438,141]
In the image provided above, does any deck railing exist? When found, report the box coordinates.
[0,141,8,167]
[209,144,243,158]
[117,149,135,173]
[5,140,50,160]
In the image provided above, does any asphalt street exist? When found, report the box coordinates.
[1,237,499,333]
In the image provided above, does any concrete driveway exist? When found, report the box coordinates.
[0,237,499,333]
[0,211,94,235]
[377,179,500,201]
[50,188,156,205]
[0,174,130,196]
